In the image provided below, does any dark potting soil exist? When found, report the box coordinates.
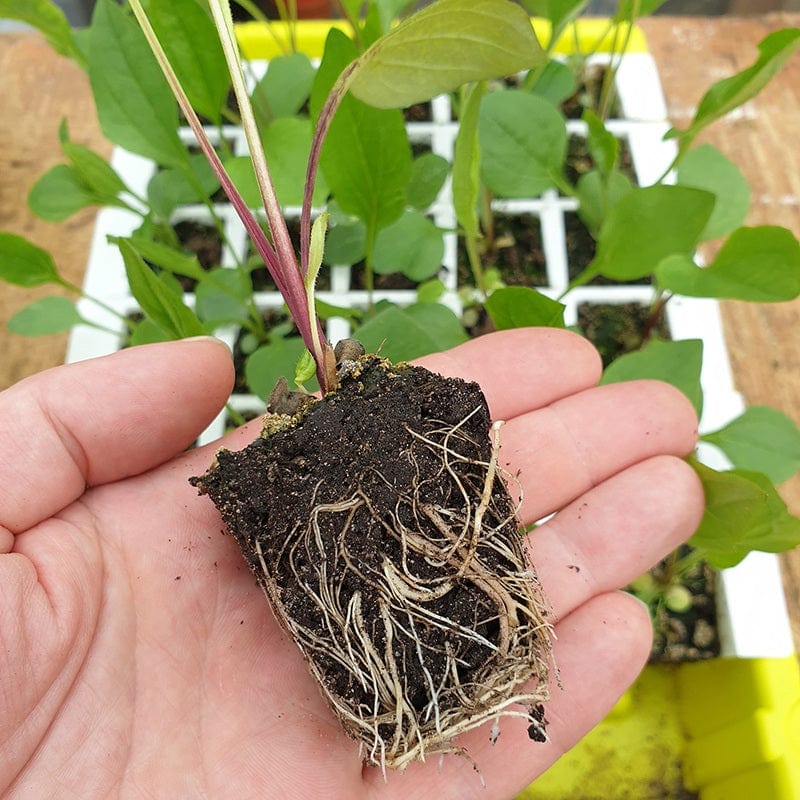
[191,355,552,769]
[560,63,622,120]
[564,133,638,187]
[577,301,670,368]
[649,553,720,663]
[172,219,223,291]
[404,100,433,123]
[457,212,549,289]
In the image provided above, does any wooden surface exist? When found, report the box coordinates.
[1,17,800,647]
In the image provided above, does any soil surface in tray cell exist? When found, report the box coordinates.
[560,63,622,120]
[172,219,223,290]
[564,133,638,187]
[577,301,670,368]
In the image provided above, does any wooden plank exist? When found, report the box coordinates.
[641,13,800,651]
[0,32,109,390]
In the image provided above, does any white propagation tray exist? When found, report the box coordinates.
[65,53,795,660]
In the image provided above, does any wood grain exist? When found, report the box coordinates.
[641,13,800,652]
[0,33,110,390]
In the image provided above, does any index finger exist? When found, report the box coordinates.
[418,328,602,421]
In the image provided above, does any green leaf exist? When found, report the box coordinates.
[356,302,465,361]
[128,316,172,346]
[452,81,486,239]
[28,164,107,222]
[613,0,668,21]
[519,0,589,38]
[315,30,411,236]
[589,185,715,281]
[88,0,186,167]
[575,169,634,236]
[121,236,206,283]
[262,117,329,207]
[670,28,800,149]
[294,348,317,388]
[600,338,704,418]
[676,144,750,240]
[0,0,87,66]
[223,156,262,208]
[528,59,577,106]
[583,109,618,177]
[485,285,566,330]
[0,232,62,287]
[119,240,205,339]
[323,217,367,266]
[60,120,128,200]
[689,461,800,569]
[194,267,252,329]
[322,101,410,234]
[143,0,230,125]
[146,154,220,219]
[479,90,567,198]
[702,406,800,484]
[656,226,800,302]
[348,0,544,109]
[254,52,315,120]
[407,152,450,211]
[246,337,314,399]
[417,278,447,303]
[372,211,444,281]
[7,296,84,336]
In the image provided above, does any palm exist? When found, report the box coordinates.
[1,331,702,799]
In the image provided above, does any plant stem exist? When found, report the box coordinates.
[465,233,487,299]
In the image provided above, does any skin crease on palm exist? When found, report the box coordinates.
[0,328,703,799]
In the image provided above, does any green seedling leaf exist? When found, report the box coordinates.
[324,217,367,266]
[600,338,704,418]
[294,348,317,388]
[614,0,668,20]
[519,0,589,38]
[575,169,634,236]
[348,0,543,109]
[0,232,63,287]
[314,299,362,322]
[195,268,251,329]
[689,460,800,569]
[589,185,715,281]
[452,82,486,240]
[656,226,800,302]
[479,90,567,198]
[356,302,466,361]
[528,59,578,106]
[0,0,87,66]
[262,117,329,207]
[128,316,172,346]
[28,164,108,222]
[407,153,450,211]
[246,337,315,399]
[255,52,315,120]
[417,278,447,303]
[314,30,411,237]
[7,296,85,336]
[223,156,262,208]
[147,155,221,219]
[59,119,128,200]
[676,144,750,240]
[671,29,800,148]
[372,211,444,281]
[119,240,205,339]
[142,0,230,125]
[120,236,207,283]
[485,286,566,330]
[89,0,186,167]
[583,110,618,177]
[702,406,800,484]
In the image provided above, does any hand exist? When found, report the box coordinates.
[0,329,702,799]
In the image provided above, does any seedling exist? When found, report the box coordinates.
[126,0,554,772]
